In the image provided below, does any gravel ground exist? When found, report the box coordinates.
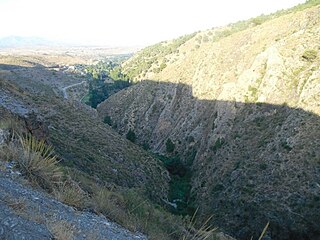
[0,164,147,240]
[0,89,32,117]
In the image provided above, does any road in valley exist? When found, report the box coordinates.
[62,81,86,99]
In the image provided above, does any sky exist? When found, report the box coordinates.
[0,0,306,47]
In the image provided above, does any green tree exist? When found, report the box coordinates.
[92,69,99,80]
[103,115,112,126]
[126,129,136,143]
[165,138,175,153]
[110,66,122,80]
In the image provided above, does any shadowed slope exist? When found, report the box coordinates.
[97,4,320,239]
[98,80,320,239]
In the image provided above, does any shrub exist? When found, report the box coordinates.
[92,188,130,227]
[46,220,75,240]
[54,179,88,208]
[126,129,136,143]
[0,140,20,163]
[202,35,209,42]
[251,14,268,26]
[159,62,167,71]
[0,116,26,139]
[18,134,63,191]
[302,49,317,61]
[142,142,150,150]
[281,141,293,151]
[210,138,225,153]
[181,210,216,240]
[259,163,268,170]
[166,138,175,153]
[103,115,112,126]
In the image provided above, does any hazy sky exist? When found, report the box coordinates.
[0,0,306,46]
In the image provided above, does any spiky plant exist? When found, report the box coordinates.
[18,134,63,190]
[181,208,217,240]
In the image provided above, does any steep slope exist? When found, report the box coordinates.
[0,75,169,201]
[97,3,320,240]
[1,55,240,240]
[0,166,146,240]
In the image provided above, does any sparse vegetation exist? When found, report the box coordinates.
[0,115,209,240]
[91,187,200,240]
[47,220,76,240]
[207,0,320,44]
[302,49,317,61]
[1,1,320,239]
[123,33,196,79]
[122,0,320,82]
[53,179,88,208]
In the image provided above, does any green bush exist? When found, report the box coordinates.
[103,115,112,126]
[159,62,167,71]
[210,138,225,153]
[281,141,293,151]
[166,138,175,153]
[126,129,136,143]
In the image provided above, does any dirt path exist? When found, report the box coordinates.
[62,81,86,99]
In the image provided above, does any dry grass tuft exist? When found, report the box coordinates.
[54,178,88,208]
[0,140,20,163]
[258,222,270,240]
[46,220,76,240]
[0,116,25,162]
[92,187,130,226]
[181,209,217,240]
[0,116,25,137]
[17,134,63,191]
[3,195,27,214]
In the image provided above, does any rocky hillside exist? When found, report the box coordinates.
[1,53,238,239]
[0,164,146,240]
[0,53,171,200]
[0,78,169,201]
[97,2,320,240]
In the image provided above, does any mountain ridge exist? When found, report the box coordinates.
[0,36,61,48]
[97,3,320,239]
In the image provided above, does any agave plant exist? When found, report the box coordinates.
[18,134,63,190]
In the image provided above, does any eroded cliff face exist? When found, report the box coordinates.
[97,5,320,239]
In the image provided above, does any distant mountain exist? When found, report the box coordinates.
[0,36,59,48]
